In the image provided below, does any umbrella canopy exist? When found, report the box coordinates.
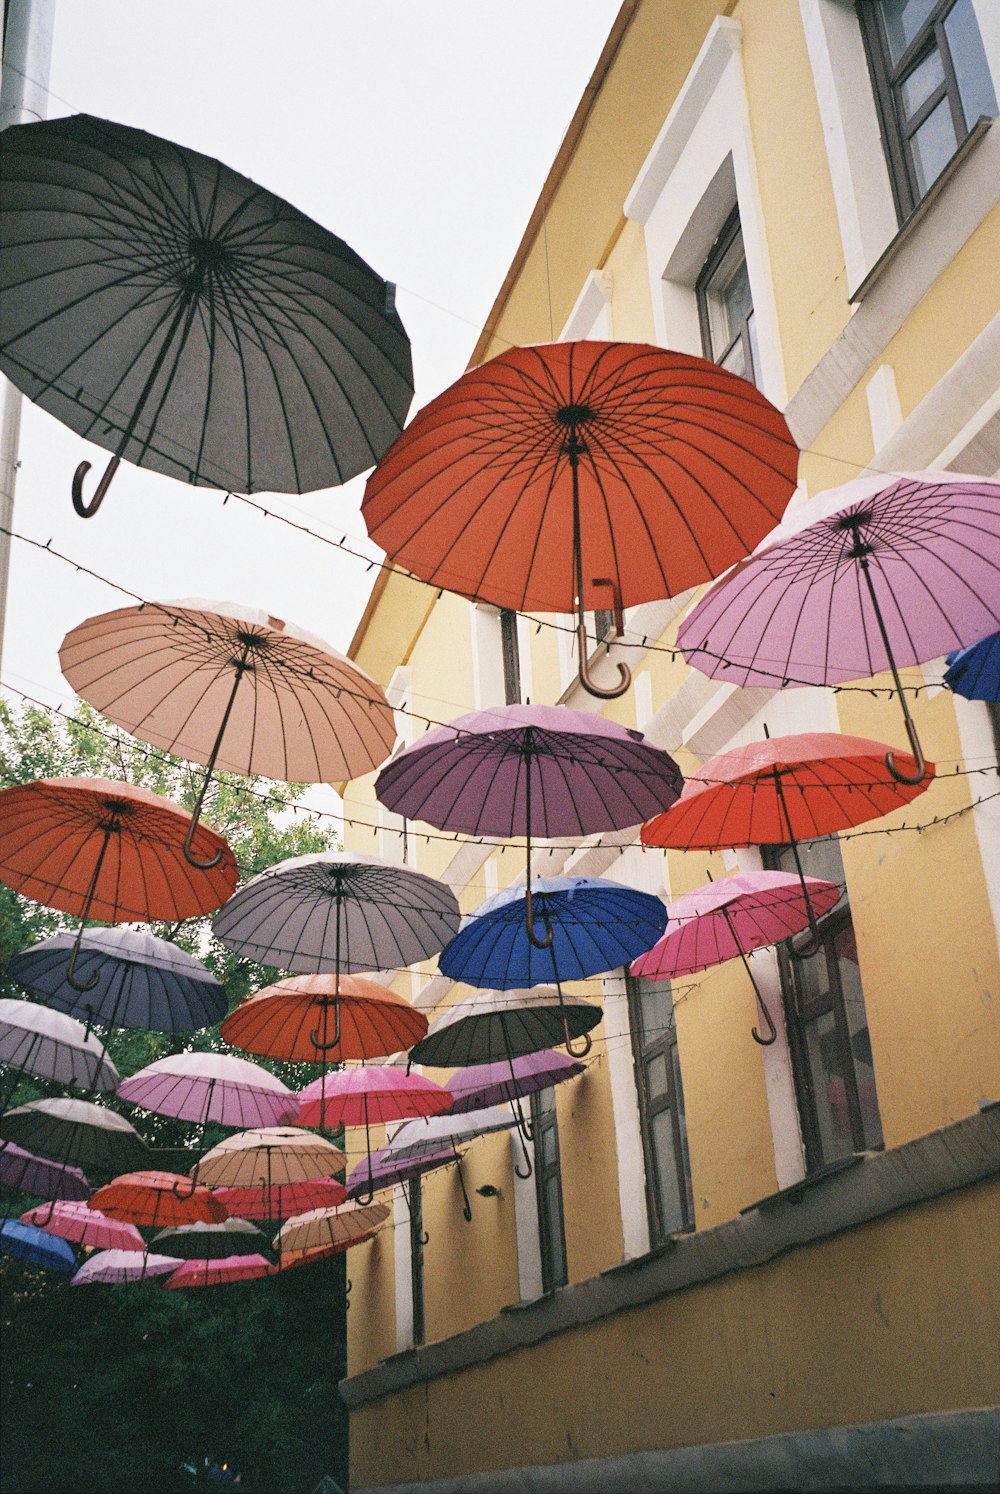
[408,989,603,1069]
[386,1106,518,1162]
[345,1144,458,1199]
[0,1141,90,1201]
[640,732,935,851]
[296,1067,452,1130]
[0,998,119,1092]
[363,341,798,697]
[118,1051,299,1130]
[945,631,1000,702]
[275,1200,388,1255]
[445,1049,585,1115]
[193,1128,346,1189]
[210,1177,348,1223]
[9,928,226,1034]
[163,1253,276,1289]
[222,975,428,1065]
[90,1171,228,1228]
[0,1098,147,1172]
[71,1249,184,1285]
[212,851,461,975]
[279,1241,366,1271]
[0,1218,76,1272]
[152,1218,267,1260]
[0,113,413,517]
[20,1199,144,1252]
[677,471,1000,780]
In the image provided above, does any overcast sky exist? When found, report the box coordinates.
[2,0,622,727]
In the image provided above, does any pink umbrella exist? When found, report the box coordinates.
[443,1049,585,1179]
[210,1178,348,1223]
[20,1199,144,1251]
[678,471,1000,783]
[631,871,841,1044]
[118,1050,299,1130]
[71,1249,183,1285]
[163,1253,276,1288]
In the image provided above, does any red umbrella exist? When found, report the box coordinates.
[363,342,798,697]
[210,1178,348,1223]
[20,1199,145,1252]
[221,975,428,1065]
[0,777,236,991]
[163,1253,276,1288]
[89,1170,228,1228]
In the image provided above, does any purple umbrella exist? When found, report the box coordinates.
[678,471,1000,784]
[345,1143,458,1199]
[0,1141,90,1201]
[71,1248,184,1285]
[444,1049,585,1177]
[118,1052,299,1142]
[385,1107,518,1223]
[376,703,681,947]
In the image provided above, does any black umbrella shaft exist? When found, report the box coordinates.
[109,286,201,463]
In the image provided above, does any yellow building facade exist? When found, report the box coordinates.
[339,3,1000,1488]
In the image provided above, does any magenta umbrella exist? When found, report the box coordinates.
[0,1140,90,1201]
[163,1253,276,1289]
[444,1049,585,1179]
[71,1249,183,1285]
[377,702,681,949]
[678,471,1000,784]
[631,870,841,1045]
[20,1199,144,1251]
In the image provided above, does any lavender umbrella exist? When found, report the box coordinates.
[71,1249,184,1285]
[678,471,1000,784]
[385,1107,518,1222]
[444,1049,585,1177]
[9,927,226,1034]
[377,703,682,947]
[0,1141,90,1201]
[345,1144,458,1199]
[118,1051,299,1136]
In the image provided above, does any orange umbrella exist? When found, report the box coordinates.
[0,777,236,990]
[363,342,798,697]
[221,974,428,1065]
[278,1236,377,1272]
[90,1170,229,1228]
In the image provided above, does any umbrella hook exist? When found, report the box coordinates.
[310,997,342,1054]
[550,947,592,1058]
[171,1177,199,1200]
[513,1126,533,1181]
[403,1181,429,1244]
[183,650,253,868]
[762,740,822,962]
[525,887,554,950]
[717,901,777,1046]
[72,455,121,519]
[353,1094,376,1206]
[848,522,929,785]
[567,425,630,700]
[453,1152,473,1222]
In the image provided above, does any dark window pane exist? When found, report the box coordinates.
[627,972,693,1243]
[720,337,749,381]
[650,1109,687,1235]
[645,1051,670,1102]
[804,1009,856,1163]
[945,0,999,123]
[500,609,521,705]
[834,924,884,1148]
[910,94,960,193]
[639,981,673,1043]
[882,0,939,63]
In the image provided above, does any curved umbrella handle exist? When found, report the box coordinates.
[525,886,554,950]
[171,1177,198,1201]
[454,1153,473,1223]
[576,622,630,700]
[885,716,927,786]
[355,1185,375,1207]
[310,999,342,1054]
[182,802,224,871]
[750,990,778,1047]
[562,1012,592,1061]
[72,455,120,519]
[513,1128,533,1181]
[66,926,100,993]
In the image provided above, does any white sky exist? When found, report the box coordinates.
[2,0,622,728]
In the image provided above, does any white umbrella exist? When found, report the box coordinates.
[0,998,120,1094]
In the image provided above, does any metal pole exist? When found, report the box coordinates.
[0,0,56,673]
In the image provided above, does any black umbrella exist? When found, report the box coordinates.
[151,1218,268,1260]
[0,114,413,518]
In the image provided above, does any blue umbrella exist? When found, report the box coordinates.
[0,1219,76,1272]
[9,927,226,1035]
[438,876,667,1056]
[944,630,1000,702]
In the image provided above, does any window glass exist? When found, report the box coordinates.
[804,1009,856,1163]
[899,45,945,115]
[696,208,758,388]
[945,0,999,122]
[882,0,938,62]
[910,95,960,192]
[626,973,693,1245]
[650,1109,687,1235]
[645,1051,670,1102]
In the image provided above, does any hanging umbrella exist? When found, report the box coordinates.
[20,1199,145,1252]
[0,1141,90,1202]
[0,1219,76,1272]
[383,1108,518,1222]
[376,702,682,944]
[163,1254,276,1289]
[442,1048,585,1178]
[89,1170,229,1228]
[0,113,413,519]
[0,777,236,991]
[640,729,934,951]
[279,1241,367,1271]
[363,341,798,697]
[677,471,1000,780]
[60,601,398,860]
[118,1051,299,1133]
[408,989,602,1069]
[438,876,664,1055]
[192,1128,346,1190]
[274,1200,388,1256]
[631,871,842,1045]
[151,1218,267,1260]
[345,1144,459,1199]
[944,630,1000,702]
[0,1097,147,1173]
[221,975,429,1066]
[10,928,226,1034]
[210,1177,348,1223]
[71,1249,184,1286]
[0,999,120,1096]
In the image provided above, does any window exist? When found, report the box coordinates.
[406,1177,425,1346]
[531,1086,567,1291]
[499,609,521,705]
[764,837,883,1172]
[626,973,694,1243]
[859,0,997,220]
[695,207,760,387]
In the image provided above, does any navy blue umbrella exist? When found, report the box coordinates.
[0,1219,77,1272]
[944,630,1000,702]
[438,876,667,1056]
[9,927,226,1035]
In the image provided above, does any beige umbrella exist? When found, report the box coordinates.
[275,1200,388,1255]
[59,600,397,866]
[191,1127,346,1189]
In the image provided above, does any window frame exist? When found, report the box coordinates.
[499,608,521,705]
[694,205,758,386]
[530,1086,567,1292]
[406,1176,425,1346]
[625,971,694,1245]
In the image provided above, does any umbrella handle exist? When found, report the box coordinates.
[171,1177,198,1201]
[886,717,927,786]
[513,1129,533,1181]
[562,1014,592,1061]
[182,802,223,871]
[525,886,554,950]
[66,927,100,993]
[310,1000,342,1053]
[454,1154,473,1222]
[576,622,630,700]
[72,455,120,519]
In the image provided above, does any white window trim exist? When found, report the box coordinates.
[393,1184,414,1350]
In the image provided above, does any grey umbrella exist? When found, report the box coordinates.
[408,988,602,1069]
[0,114,413,519]
[0,1097,148,1173]
[9,927,226,1034]
[0,999,120,1096]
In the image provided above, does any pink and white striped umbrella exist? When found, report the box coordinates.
[71,1249,183,1285]
[117,1051,298,1129]
[20,1199,144,1252]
